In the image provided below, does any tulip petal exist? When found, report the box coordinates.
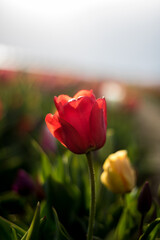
[90,100,106,149]
[45,113,66,146]
[101,169,126,193]
[45,113,87,154]
[57,96,95,149]
[96,97,107,128]
[120,158,136,191]
[54,95,72,112]
[108,151,135,191]
[73,89,96,101]
[59,118,88,154]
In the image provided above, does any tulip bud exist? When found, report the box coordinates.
[138,181,152,215]
[100,150,136,193]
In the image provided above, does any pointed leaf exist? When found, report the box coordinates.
[52,208,72,240]
[45,176,80,225]
[139,218,160,240]
[11,228,18,240]
[25,202,40,240]
[0,216,26,237]
[21,232,27,240]
[32,139,52,182]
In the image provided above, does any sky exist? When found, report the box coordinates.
[0,0,160,84]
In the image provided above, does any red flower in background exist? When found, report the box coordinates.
[45,90,107,154]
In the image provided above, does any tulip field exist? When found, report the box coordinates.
[0,73,160,240]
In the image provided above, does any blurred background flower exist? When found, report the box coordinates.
[101,150,136,193]
[12,169,45,200]
[12,169,35,196]
[40,124,57,154]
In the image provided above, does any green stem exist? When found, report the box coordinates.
[139,214,145,238]
[86,151,96,240]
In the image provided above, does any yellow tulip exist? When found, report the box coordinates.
[100,150,136,193]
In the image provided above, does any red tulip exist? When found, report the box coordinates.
[45,90,107,154]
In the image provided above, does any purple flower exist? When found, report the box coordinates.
[12,169,35,196]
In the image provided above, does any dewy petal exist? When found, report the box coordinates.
[57,96,95,148]
[73,89,96,101]
[90,100,107,149]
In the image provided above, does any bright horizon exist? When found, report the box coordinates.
[0,0,160,84]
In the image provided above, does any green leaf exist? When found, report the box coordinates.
[139,218,160,240]
[52,207,72,240]
[25,202,40,240]
[68,153,90,209]
[21,232,27,240]
[39,201,73,240]
[32,139,52,182]
[38,216,47,239]
[0,216,26,237]
[45,176,80,225]
[11,228,18,240]
[40,216,47,226]
[115,204,138,240]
